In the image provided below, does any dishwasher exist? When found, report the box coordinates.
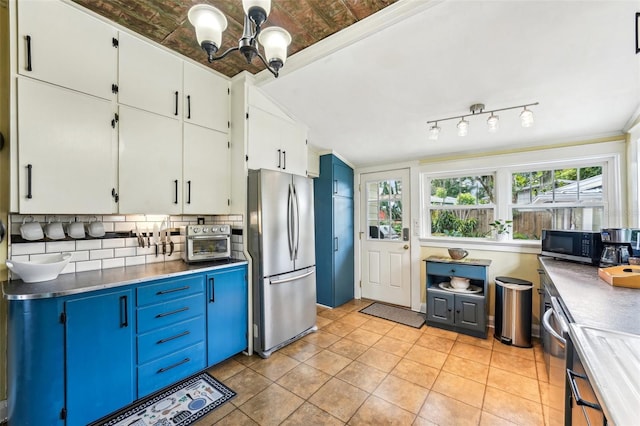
[539,267,571,425]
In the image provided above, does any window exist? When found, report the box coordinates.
[367,178,404,240]
[510,165,605,239]
[427,175,495,238]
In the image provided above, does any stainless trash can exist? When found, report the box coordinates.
[494,276,533,348]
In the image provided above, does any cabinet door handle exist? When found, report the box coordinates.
[174,91,179,116]
[282,151,286,170]
[209,277,215,303]
[155,306,189,318]
[157,357,190,374]
[25,35,33,71]
[157,330,190,345]
[187,95,191,119]
[187,180,191,204]
[156,285,190,295]
[334,237,339,252]
[26,164,33,199]
[277,149,282,168]
[567,369,602,411]
[174,179,179,204]
[333,179,338,194]
[119,295,129,328]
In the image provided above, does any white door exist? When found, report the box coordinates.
[360,169,411,307]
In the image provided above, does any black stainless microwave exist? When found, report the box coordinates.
[540,229,603,265]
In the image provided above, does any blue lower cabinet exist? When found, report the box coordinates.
[65,288,136,425]
[8,297,65,426]
[206,265,248,366]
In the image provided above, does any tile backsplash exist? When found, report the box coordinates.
[8,214,245,276]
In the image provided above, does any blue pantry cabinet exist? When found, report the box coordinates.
[7,265,248,426]
[314,154,354,307]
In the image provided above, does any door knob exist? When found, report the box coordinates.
[403,245,409,250]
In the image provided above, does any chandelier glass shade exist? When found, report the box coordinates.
[187,0,291,77]
[427,102,538,140]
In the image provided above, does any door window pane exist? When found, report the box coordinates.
[367,179,402,240]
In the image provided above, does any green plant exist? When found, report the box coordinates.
[489,219,512,235]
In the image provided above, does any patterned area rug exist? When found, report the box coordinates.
[360,302,425,329]
[90,372,235,426]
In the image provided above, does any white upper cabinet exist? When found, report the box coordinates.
[183,62,229,132]
[118,106,182,214]
[17,0,117,100]
[17,78,117,214]
[247,106,308,176]
[118,32,182,119]
[183,123,230,214]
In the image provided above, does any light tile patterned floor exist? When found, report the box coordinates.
[197,299,555,425]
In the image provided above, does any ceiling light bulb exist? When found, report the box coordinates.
[428,123,441,140]
[258,26,292,71]
[520,107,534,127]
[188,4,228,59]
[487,113,499,132]
[457,118,469,136]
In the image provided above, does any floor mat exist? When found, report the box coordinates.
[90,371,235,426]
[360,302,425,328]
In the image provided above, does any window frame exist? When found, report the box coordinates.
[418,141,624,245]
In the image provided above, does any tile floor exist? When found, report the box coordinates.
[197,299,558,425]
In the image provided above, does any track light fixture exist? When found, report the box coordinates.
[188,0,292,78]
[426,102,539,140]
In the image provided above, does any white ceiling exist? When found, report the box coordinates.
[256,0,640,168]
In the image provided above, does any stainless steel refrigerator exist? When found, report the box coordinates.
[248,169,317,358]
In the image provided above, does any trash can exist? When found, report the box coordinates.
[494,276,533,348]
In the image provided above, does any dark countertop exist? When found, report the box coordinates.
[2,258,248,300]
[539,256,640,335]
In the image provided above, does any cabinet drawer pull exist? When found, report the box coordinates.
[156,285,190,295]
[155,306,189,318]
[157,330,190,345]
[567,369,602,411]
[25,35,33,71]
[26,164,33,199]
[157,357,190,374]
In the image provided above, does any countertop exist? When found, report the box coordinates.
[539,257,640,335]
[425,255,492,267]
[540,256,640,424]
[2,258,248,300]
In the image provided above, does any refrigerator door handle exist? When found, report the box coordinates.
[293,184,300,260]
[287,183,295,260]
[270,268,315,285]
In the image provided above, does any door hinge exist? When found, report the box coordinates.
[227,199,230,206]
[227,121,230,129]
[111,113,119,128]
[246,112,249,119]
[245,155,249,162]
[227,88,230,95]
[227,141,230,149]
[112,38,119,48]
[60,312,66,324]
[359,280,362,288]
[60,408,67,420]
[111,84,119,94]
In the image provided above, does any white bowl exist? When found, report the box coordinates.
[6,253,72,283]
[450,276,470,290]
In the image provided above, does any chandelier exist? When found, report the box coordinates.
[427,102,539,140]
[187,0,292,78]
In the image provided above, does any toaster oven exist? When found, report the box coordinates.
[182,224,231,263]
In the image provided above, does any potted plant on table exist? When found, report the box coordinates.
[489,219,512,241]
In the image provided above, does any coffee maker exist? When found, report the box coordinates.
[600,228,633,266]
